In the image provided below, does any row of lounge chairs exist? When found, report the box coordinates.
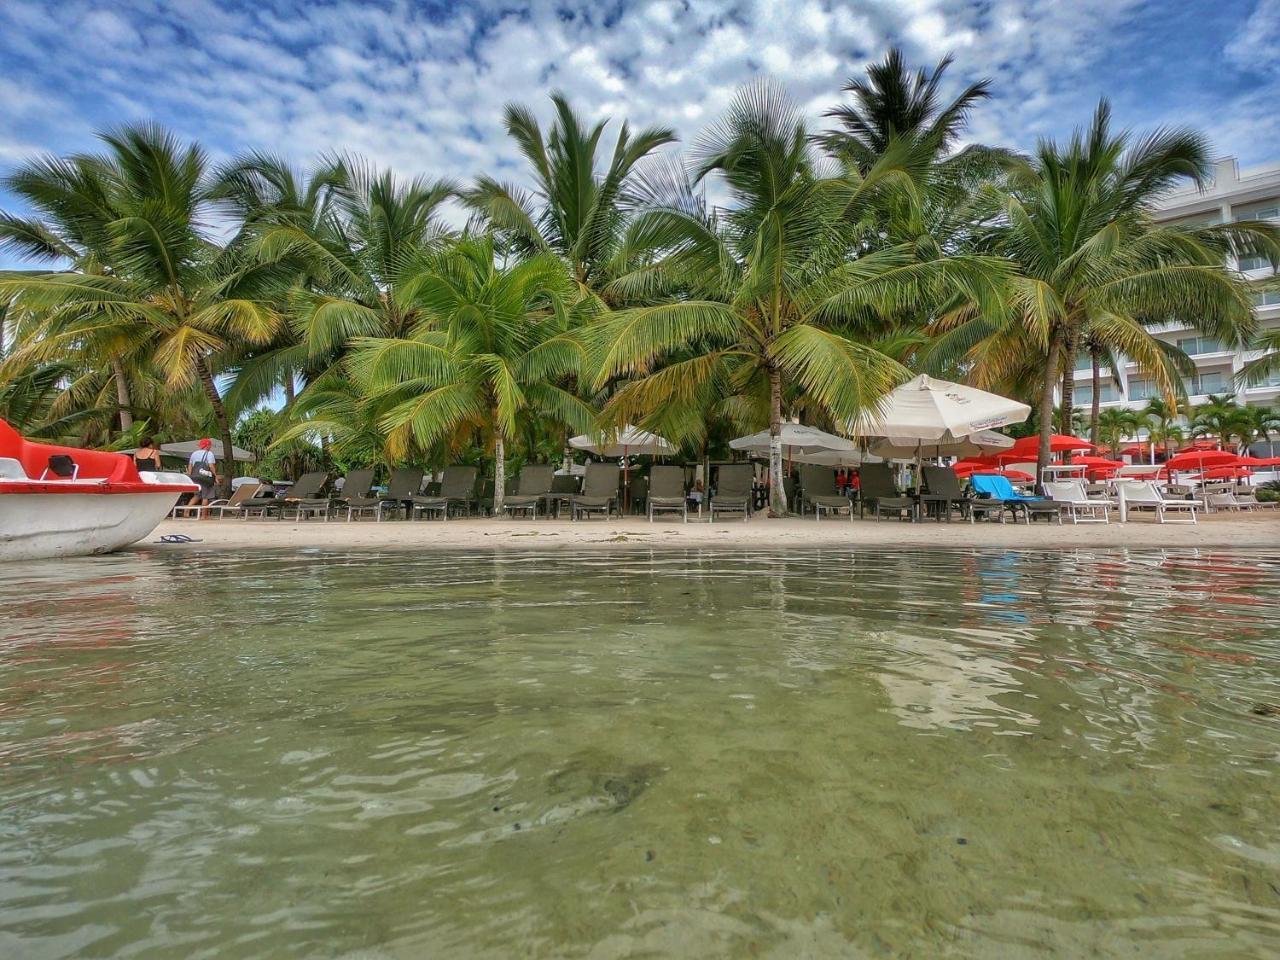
[179,459,1271,525]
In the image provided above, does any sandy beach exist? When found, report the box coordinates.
[144,509,1280,554]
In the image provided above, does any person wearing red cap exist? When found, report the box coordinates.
[187,438,220,507]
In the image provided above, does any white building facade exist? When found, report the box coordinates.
[1070,157,1280,447]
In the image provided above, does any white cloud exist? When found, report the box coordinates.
[0,0,1274,222]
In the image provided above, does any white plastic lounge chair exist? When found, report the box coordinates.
[1044,480,1111,524]
[1119,481,1200,523]
[1235,486,1275,510]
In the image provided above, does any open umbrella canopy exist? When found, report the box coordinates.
[1000,469,1036,483]
[1004,434,1094,459]
[126,439,256,462]
[870,429,1013,460]
[1235,455,1280,467]
[1165,449,1239,471]
[951,458,1000,476]
[730,423,855,457]
[569,424,676,458]
[1194,466,1253,480]
[855,375,1031,442]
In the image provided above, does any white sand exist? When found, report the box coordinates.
[145,509,1280,554]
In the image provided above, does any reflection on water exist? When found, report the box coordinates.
[1,547,1278,959]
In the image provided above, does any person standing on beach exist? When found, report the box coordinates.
[187,438,219,508]
[134,437,163,471]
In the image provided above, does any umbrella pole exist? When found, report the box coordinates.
[623,444,629,515]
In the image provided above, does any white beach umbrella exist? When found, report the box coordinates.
[569,424,676,511]
[729,423,856,458]
[870,429,1014,460]
[568,424,676,458]
[856,374,1031,440]
[125,439,257,462]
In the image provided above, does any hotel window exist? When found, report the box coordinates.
[1239,254,1272,271]
[1187,371,1226,395]
[1074,353,1094,371]
[1252,289,1280,307]
[1237,206,1280,223]
[1128,378,1157,400]
[1075,384,1117,405]
[1175,335,1223,355]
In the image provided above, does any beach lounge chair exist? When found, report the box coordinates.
[1200,482,1242,513]
[411,465,477,520]
[970,474,1060,524]
[545,474,580,518]
[372,467,425,521]
[173,480,260,519]
[276,472,334,521]
[647,465,687,522]
[798,465,853,521]
[206,482,264,519]
[1043,479,1112,524]
[1234,485,1275,510]
[501,464,555,518]
[569,461,621,520]
[709,464,753,521]
[858,463,917,521]
[1119,481,1200,523]
[241,472,329,520]
[331,468,379,520]
[921,465,971,522]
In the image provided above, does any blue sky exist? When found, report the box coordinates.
[0,0,1277,260]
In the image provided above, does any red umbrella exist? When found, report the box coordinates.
[1165,450,1240,472]
[1000,468,1036,483]
[1234,455,1280,467]
[1000,434,1095,461]
[951,457,1000,476]
[1194,466,1253,480]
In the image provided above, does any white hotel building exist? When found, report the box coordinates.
[1071,157,1280,452]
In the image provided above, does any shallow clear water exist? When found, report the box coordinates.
[1,547,1278,959]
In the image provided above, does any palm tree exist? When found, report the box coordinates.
[589,82,1005,515]
[463,93,676,304]
[819,47,992,172]
[1226,403,1279,454]
[1139,396,1183,459]
[0,125,283,493]
[934,101,1277,480]
[344,236,595,513]
[1189,394,1242,449]
[237,156,455,412]
[1096,407,1140,453]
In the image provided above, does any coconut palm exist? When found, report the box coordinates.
[235,157,455,411]
[463,93,676,304]
[819,47,992,172]
[343,236,595,513]
[0,125,284,493]
[930,101,1278,479]
[1096,407,1141,453]
[588,82,1006,515]
[1138,396,1183,458]
[1189,394,1242,449]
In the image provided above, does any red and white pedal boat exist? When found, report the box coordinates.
[0,419,197,562]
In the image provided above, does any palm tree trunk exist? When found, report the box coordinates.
[110,357,134,432]
[493,427,506,516]
[1059,366,1075,438]
[1037,334,1063,485]
[283,372,296,406]
[767,366,787,517]
[196,356,234,499]
[1089,350,1102,447]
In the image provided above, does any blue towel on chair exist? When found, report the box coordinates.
[970,474,1045,503]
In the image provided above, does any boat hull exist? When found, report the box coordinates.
[0,487,190,562]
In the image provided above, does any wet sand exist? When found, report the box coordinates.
[146,509,1280,554]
